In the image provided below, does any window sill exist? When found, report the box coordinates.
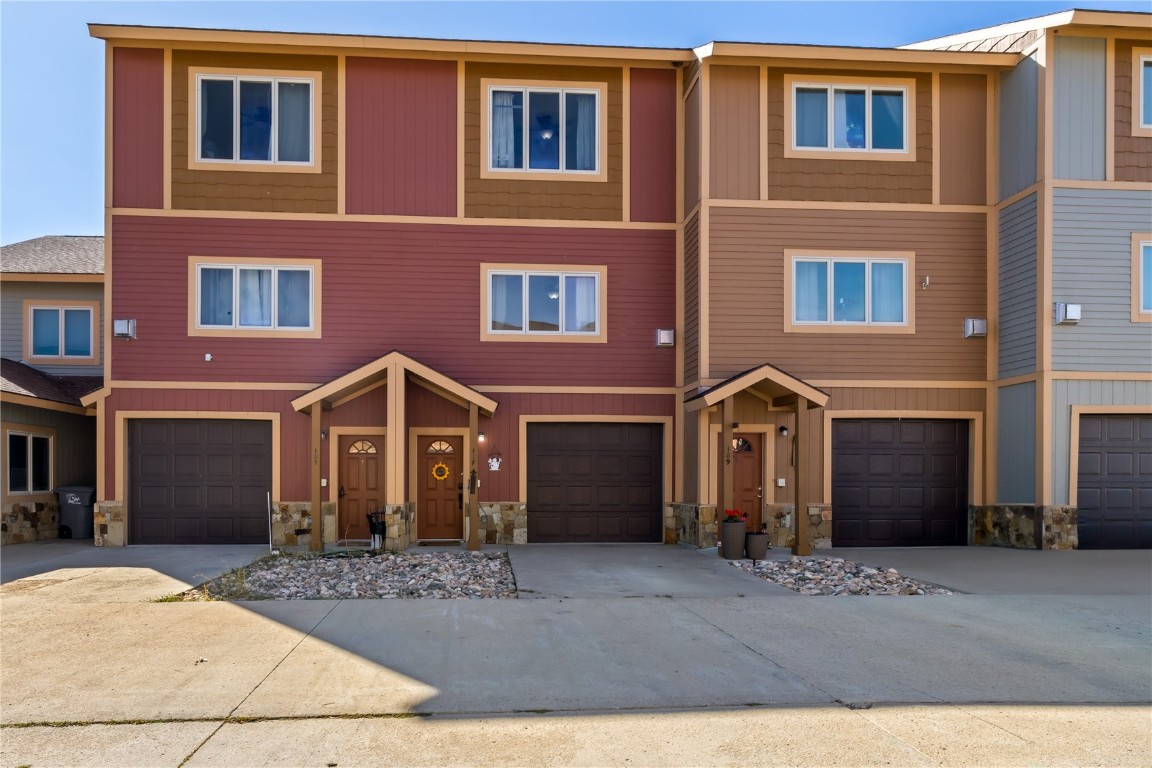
[783,147,916,162]
[480,332,607,344]
[187,159,322,174]
[479,168,608,183]
[189,328,321,339]
[784,323,915,335]
[26,356,100,366]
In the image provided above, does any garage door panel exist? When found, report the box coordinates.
[867,422,896,443]
[206,486,235,507]
[1104,452,1134,475]
[866,519,894,541]
[595,486,622,506]
[138,421,169,444]
[173,486,200,507]
[867,486,894,507]
[206,454,235,477]
[867,454,894,475]
[899,454,925,475]
[1078,414,1152,550]
[899,422,926,443]
[900,486,925,507]
[897,519,924,540]
[839,454,867,476]
[173,455,201,476]
[140,454,169,477]
[627,486,653,505]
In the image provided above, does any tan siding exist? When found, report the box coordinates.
[171,50,338,213]
[708,207,987,380]
[939,73,988,205]
[681,402,699,501]
[765,69,933,204]
[683,210,700,384]
[684,83,701,212]
[709,66,760,200]
[464,63,623,220]
[1115,40,1152,184]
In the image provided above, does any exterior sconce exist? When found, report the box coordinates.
[778,425,789,437]
[113,318,136,339]
[478,432,486,443]
[1055,303,1081,325]
[963,318,987,338]
[320,429,327,440]
[656,329,675,347]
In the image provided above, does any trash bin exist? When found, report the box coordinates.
[55,486,96,539]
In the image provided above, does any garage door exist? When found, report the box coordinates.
[129,419,272,544]
[1077,414,1152,549]
[832,419,968,547]
[527,422,663,543]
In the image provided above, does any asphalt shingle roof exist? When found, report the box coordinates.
[1,236,104,275]
[0,359,103,407]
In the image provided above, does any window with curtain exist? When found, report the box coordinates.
[7,431,51,494]
[198,74,313,165]
[1141,56,1152,128]
[793,257,907,326]
[197,264,314,331]
[487,270,601,336]
[489,85,599,173]
[792,82,907,153]
[29,306,92,358]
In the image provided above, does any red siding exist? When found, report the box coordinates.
[629,69,677,223]
[113,48,164,209]
[110,216,675,386]
[346,57,457,216]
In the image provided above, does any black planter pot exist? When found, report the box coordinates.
[720,520,746,559]
[745,532,770,562]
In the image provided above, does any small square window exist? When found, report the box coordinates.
[26,305,94,361]
[6,431,52,495]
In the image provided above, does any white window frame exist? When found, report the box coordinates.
[6,429,52,496]
[27,304,95,360]
[194,264,316,332]
[787,253,913,333]
[194,72,316,167]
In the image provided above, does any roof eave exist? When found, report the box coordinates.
[901,9,1150,51]
[700,42,1020,68]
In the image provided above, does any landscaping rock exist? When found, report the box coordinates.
[731,556,953,596]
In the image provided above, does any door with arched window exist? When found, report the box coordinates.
[338,435,385,542]
[416,435,463,540]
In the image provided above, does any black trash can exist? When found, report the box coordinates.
[55,486,96,539]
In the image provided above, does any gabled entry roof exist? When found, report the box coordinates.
[685,363,828,412]
[290,350,498,416]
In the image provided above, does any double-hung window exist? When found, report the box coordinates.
[787,251,913,333]
[194,71,316,167]
[483,265,606,341]
[25,303,96,362]
[7,429,51,495]
[190,258,321,337]
[786,76,914,160]
[484,81,604,179]
[1135,49,1152,137]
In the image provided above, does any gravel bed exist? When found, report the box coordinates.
[731,556,953,596]
[174,550,517,601]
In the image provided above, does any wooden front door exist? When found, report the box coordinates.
[338,435,385,542]
[731,433,763,532]
[417,435,463,540]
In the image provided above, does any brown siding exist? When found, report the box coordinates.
[346,58,457,217]
[170,50,339,213]
[710,66,760,201]
[939,73,988,205]
[708,207,987,380]
[110,215,675,386]
[113,47,165,209]
[765,69,933,204]
[683,210,701,385]
[629,68,677,223]
[464,63,622,220]
[1115,40,1152,184]
[684,82,701,212]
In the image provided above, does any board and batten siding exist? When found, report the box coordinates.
[1,403,97,489]
[0,281,104,376]
[1054,36,1106,182]
[1052,379,1152,505]
[629,68,677,224]
[683,81,701,214]
[998,193,1038,378]
[996,381,1036,504]
[683,210,701,385]
[707,207,987,381]
[709,66,760,201]
[999,53,1038,200]
[1051,188,1152,372]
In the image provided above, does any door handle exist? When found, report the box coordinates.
[757,485,763,499]
[338,485,346,499]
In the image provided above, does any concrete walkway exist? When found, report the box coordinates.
[1,541,1149,766]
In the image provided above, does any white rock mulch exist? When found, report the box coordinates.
[731,556,953,596]
[182,550,517,600]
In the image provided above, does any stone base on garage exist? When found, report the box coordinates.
[969,505,1078,550]
[1,500,60,545]
[477,503,527,545]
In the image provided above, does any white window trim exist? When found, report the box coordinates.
[479,262,608,343]
[5,429,53,497]
[783,74,917,162]
[480,78,609,183]
[23,301,99,364]
[187,256,323,339]
[783,249,916,335]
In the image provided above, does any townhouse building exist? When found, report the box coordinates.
[84,8,1149,552]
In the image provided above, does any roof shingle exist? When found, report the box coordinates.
[1,236,104,275]
[0,359,103,407]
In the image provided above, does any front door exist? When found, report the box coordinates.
[731,433,763,532]
[417,435,463,540]
[338,436,385,542]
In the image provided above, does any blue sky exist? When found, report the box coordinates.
[0,0,1145,245]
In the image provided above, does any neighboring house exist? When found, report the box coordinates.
[1,236,105,544]
[86,7,1149,552]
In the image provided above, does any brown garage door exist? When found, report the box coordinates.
[1077,414,1152,550]
[129,419,272,545]
[527,422,662,543]
[832,419,968,547]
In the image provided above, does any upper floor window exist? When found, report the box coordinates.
[482,80,607,181]
[785,75,915,161]
[784,250,915,334]
[481,264,607,342]
[193,71,317,168]
[1133,235,1152,323]
[23,301,99,364]
[6,429,51,495]
[1135,50,1152,137]
[189,257,322,338]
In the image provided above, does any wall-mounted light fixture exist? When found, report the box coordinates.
[656,329,675,347]
[963,318,987,338]
[320,429,328,440]
[478,432,486,443]
[778,425,789,437]
[113,319,136,339]
[1055,302,1081,325]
